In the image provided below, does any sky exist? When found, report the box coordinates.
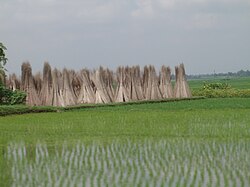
[1,0,250,75]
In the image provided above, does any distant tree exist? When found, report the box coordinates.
[0,42,8,83]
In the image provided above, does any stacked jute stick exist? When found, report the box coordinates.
[5,63,192,106]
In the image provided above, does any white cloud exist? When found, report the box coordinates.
[191,13,218,29]
[0,0,249,75]
[1,0,126,25]
[1,0,249,25]
[74,2,118,23]
[156,0,176,9]
[131,0,154,19]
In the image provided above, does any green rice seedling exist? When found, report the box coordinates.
[6,139,250,187]
[1,98,250,186]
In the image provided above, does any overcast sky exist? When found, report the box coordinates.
[1,0,250,75]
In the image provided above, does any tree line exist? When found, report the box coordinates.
[186,70,250,80]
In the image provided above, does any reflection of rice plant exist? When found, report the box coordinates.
[7,139,250,187]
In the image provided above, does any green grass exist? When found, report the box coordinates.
[188,77,250,90]
[0,98,250,144]
[1,98,250,186]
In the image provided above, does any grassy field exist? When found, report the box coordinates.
[1,98,250,186]
[188,76,250,90]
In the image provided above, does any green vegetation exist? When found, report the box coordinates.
[0,42,8,78]
[187,70,250,80]
[0,104,58,116]
[0,85,26,105]
[0,42,249,186]
[0,42,8,84]
[192,82,250,98]
[188,76,250,91]
[188,77,250,98]
[0,43,26,105]
[0,98,250,186]
[7,140,250,186]
[0,98,249,143]
[0,97,202,116]
[1,72,250,186]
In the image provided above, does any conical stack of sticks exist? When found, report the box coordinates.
[6,62,192,106]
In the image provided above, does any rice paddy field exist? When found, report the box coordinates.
[1,98,250,186]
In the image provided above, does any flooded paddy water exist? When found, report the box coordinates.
[6,139,250,187]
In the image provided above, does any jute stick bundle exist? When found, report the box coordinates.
[11,62,192,106]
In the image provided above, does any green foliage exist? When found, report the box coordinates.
[8,90,27,105]
[0,84,26,105]
[0,105,58,116]
[0,42,7,66]
[0,43,26,106]
[202,82,231,90]
[192,82,250,98]
[0,43,7,81]
[188,77,250,91]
